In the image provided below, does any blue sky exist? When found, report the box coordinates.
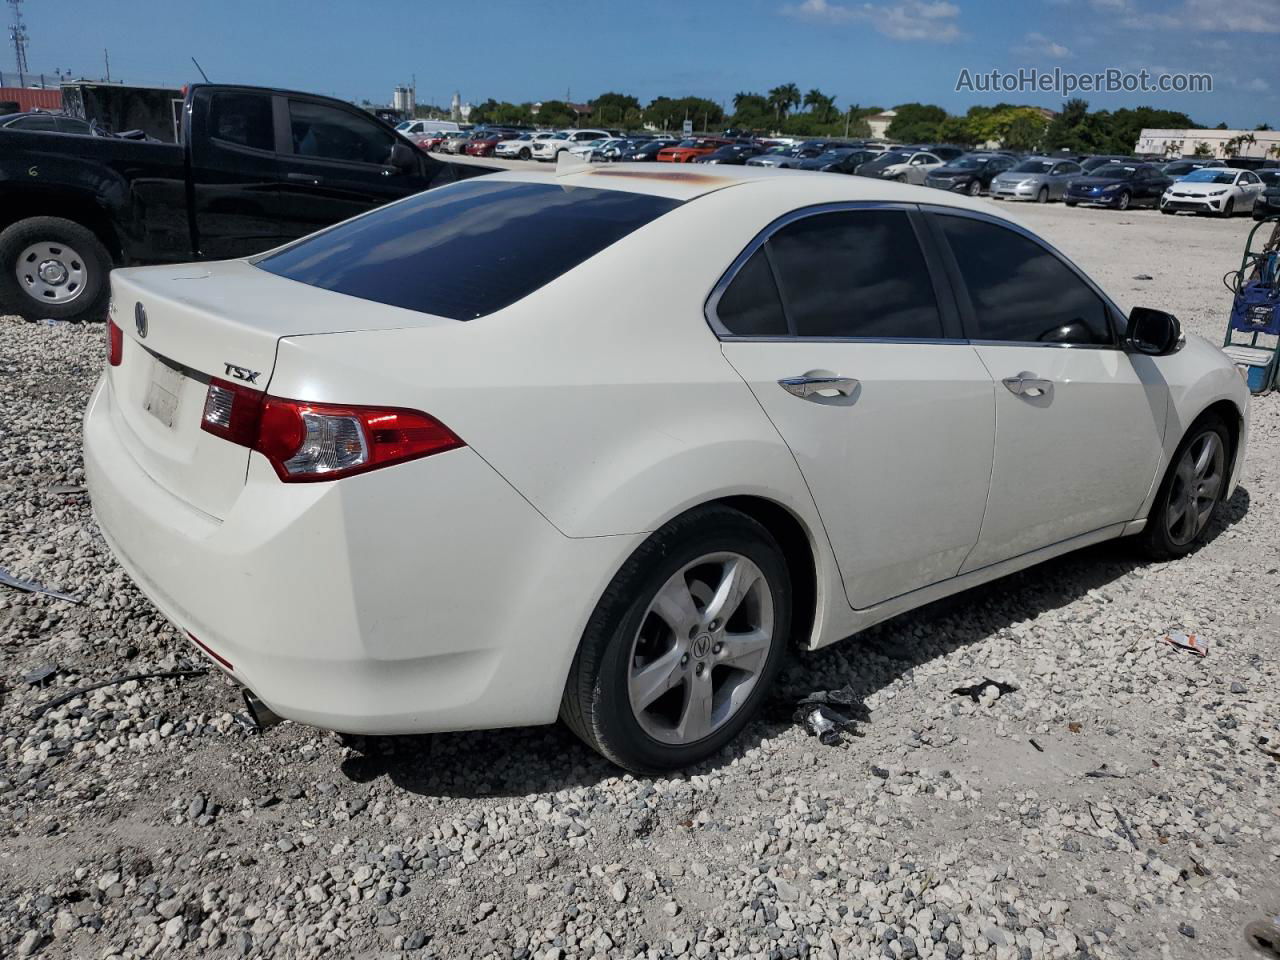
[12,0,1278,128]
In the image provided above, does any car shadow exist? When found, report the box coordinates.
[340,486,1249,797]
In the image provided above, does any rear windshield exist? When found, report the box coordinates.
[257,180,681,320]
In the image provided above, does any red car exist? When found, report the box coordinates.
[465,131,520,158]
[416,134,447,152]
[656,137,732,163]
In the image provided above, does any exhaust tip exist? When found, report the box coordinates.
[242,689,284,731]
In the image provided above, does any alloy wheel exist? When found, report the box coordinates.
[1166,431,1224,546]
[627,553,774,745]
[968,180,982,196]
[1116,191,1131,211]
[15,241,87,305]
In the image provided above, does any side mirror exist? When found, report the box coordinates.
[1127,306,1182,356]
[388,140,417,172]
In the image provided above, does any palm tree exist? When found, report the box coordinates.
[803,88,835,123]
[767,83,802,122]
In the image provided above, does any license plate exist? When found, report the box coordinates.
[144,357,186,429]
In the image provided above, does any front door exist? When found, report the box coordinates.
[928,210,1168,572]
[712,206,995,609]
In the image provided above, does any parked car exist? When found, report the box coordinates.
[796,148,876,174]
[855,149,944,185]
[925,152,1017,196]
[1064,162,1172,210]
[1162,158,1224,179]
[989,157,1083,202]
[1251,170,1280,220]
[86,167,1248,772]
[747,140,849,169]
[495,131,556,160]
[415,133,448,152]
[1080,155,1141,173]
[917,145,965,162]
[616,138,671,162]
[437,130,474,154]
[0,83,491,322]
[465,129,520,158]
[395,119,460,138]
[694,143,766,165]
[0,111,101,135]
[1161,167,1267,217]
[568,137,618,161]
[657,137,732,163]
[530,129,612,162]
[596,137,657,162]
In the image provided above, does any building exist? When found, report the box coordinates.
[0,85,60,113]
[1136,128,1280,160]
[866,109,897,140]
[392,85,415,117]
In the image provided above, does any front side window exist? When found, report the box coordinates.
[258,180,681,320]
[11,114,56,131]
[208,92,274,151]
[937,215,1112,345]
[289,100,396,165]
[717,209,942,339]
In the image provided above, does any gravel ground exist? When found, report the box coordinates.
[1,203,1277,960]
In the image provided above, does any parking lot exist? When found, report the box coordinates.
[0,202,1277,960]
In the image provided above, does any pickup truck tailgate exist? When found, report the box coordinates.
[104,260,443,520]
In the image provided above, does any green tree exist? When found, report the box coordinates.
[730,92,773,131]
[1224,132,1256,157]
[803,88,836,123]
[644,96,724,132]
[767,83,801,121]
[1193,141,1214,157]
[590,92,641,128]
[534,99,578,128]
[886,103,948,143]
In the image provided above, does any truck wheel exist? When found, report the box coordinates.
[0,217,113,323]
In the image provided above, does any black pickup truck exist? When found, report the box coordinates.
[0,84,492,322]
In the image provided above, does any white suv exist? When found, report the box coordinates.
[495,131,557,160]
[531,129,612,162]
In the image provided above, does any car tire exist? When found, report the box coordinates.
[1136,414,1231,561]
[1035,186,1049,204]
[0,216,113,323]
[1161,205,1174,215]
[968,180,982,196]
[1115,191,1131,211]
[519,148,531,160]
[560,504,792,774]
[1220,198,1235,218]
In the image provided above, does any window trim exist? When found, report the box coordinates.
[703,201,964,343]
[921,204,1126,349]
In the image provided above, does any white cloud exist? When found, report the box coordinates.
[1015,31,1073,58]
[1120,0,1280,32]
[1241,77,1270,92]
[782,0,963,42]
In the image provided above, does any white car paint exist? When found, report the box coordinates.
[529,129,612,161]
[494,131,556,159]
[85,166,1249,746]
[869,150,944,184]
[1161,168,1266,215]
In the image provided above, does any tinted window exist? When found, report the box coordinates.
[258,180,680,320]
[55,117,92,135]
[289,100,395,164]
[766,210,943,339]
[716,248,787,336]
[10,114,56,131]
[208,92,274,151]
[938,215,1112,345]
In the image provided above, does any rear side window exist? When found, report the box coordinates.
[258,180,681,320]
[208,92,274,151]
[766,210,943,339]
[937,215,1112,345]
[716,249,787,336]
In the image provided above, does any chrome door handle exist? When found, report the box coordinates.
[779,375,860,398]
[1002,373,1053,397]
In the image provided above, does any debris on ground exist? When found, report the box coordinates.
[0,567,80,603]
[1246,915,1280,958]
[21,663,57,686]
[1134,274,1154,280]
[29,668,209,718]
[1029,737,1044,752]
[950,678,1018,703]
[1085,763,1127,779]
[794,703,860,746]
[1161,632,1208,656]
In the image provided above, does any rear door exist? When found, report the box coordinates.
[188,89,293,259]
[715,204,995,609]
[1049,162,1080,199]
[275,96,435,240]
[926,209,1168,571]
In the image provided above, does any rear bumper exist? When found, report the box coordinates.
[83,374,641,735]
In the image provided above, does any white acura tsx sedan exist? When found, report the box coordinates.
[85,165,1249,772]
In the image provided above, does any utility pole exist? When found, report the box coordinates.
[8,0,29,86]
[103,47,111,82]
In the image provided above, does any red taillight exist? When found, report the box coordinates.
[199,378,464,482]
[107,319,123,366]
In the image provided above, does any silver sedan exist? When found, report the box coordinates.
[990,158,1083,203]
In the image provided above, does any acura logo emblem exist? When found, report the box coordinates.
[134,302,148,338]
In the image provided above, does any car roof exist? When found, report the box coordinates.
[483,163,1032,220]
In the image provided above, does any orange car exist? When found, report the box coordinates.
[656,137,733,163]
